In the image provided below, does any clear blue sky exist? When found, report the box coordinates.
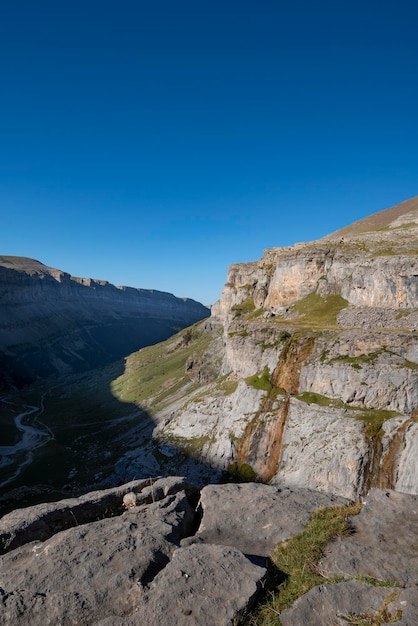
[1,1,417,305]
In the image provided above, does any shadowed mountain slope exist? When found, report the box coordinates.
[0,257,209,388]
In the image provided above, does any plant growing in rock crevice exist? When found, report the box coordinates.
[238,502,363,625]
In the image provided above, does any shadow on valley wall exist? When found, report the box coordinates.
[0,350,217,518]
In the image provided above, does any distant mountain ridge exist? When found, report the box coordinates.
[0,257,209,388]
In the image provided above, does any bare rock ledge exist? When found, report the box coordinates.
[1,479,417,625]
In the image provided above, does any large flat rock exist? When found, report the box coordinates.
[99,543,266,625]
[190,482,347,556]
[280,580,413,626]
[0,476,198,554]
[319,488,418,586]
[0,491,196,625]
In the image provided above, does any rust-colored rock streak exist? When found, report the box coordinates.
[378,419,412,489]
[271,335,315,395]
[362,419,411,495]
[257,396,290,482]
[236,396,290,483]
[236,396,275,465]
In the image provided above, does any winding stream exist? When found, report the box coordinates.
[0,397,53,488]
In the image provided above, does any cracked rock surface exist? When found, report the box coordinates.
[1,479,418,625]
[281,488,418,626]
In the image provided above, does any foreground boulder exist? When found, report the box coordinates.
[281,488,418,626]
[190,482,347,556]
[1,480,417,625]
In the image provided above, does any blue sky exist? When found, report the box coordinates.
[1,1,417,305]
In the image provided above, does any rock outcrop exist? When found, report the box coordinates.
[0,479,417,625]
[0,256,209,388]
[128,195,418,500]
[281,488,418,625]
[4,198,418,508]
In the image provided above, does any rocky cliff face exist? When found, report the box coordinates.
[0,256,209,387]
[2,198,418,625]
[2,197,418,511]
[107,196,418,501]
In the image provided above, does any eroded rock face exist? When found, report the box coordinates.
[319,488,418,586]
[0,256,209,387]
[1,480,417,626]
[281,488,418,626]
[280,580,408,626]
[141,197,418,501]
[190,482,347,556]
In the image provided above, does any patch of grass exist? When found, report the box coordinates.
[296,391,349,409]
[261,330,292,351]
[225,462,258,483]
[217,379,239,395]
[246,308,264,320]
[111,321,215,412]
[228,329,250,338]
[330,347,393,369]
[290,294,348,329]
[158,434,212,458]
[395,310,410,320]
[320,349,330,362]
[232,298,256,314]
[403,359,418,370]
[245,366,272,392]
[240,502,362,624]
[353,408,399,437]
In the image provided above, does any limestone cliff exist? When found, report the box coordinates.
[116,195,418,501]
[0,256,209,387]
[2,197,418,510]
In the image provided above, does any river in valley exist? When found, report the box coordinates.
[0,397,53,489]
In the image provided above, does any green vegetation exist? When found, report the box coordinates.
[403,359,418,370]
[288,294,348,329]
[217,379,239,395]
[395,309,411,320]
[239,502,362,625]
[262,330,292,351]
[354,408,399,438]
[296,391,349,409]
[232,298,256,314]
[226,462,258,483]
[158,434,212,459]
[228,329,250,338]
[0,320,222,513]
[111,321,215,413]
[295,392,399,437]
[245,366,272,392]
[246,307,264,320]
[329,347,394,369]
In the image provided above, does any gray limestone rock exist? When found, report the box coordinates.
[279,580,408,626]
[319,488,418,586]
[190,482,347,556]
[99,543,266,626]
[0,476,199,555]
[0,491,196,625]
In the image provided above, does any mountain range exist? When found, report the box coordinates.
[0,256,209,389]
